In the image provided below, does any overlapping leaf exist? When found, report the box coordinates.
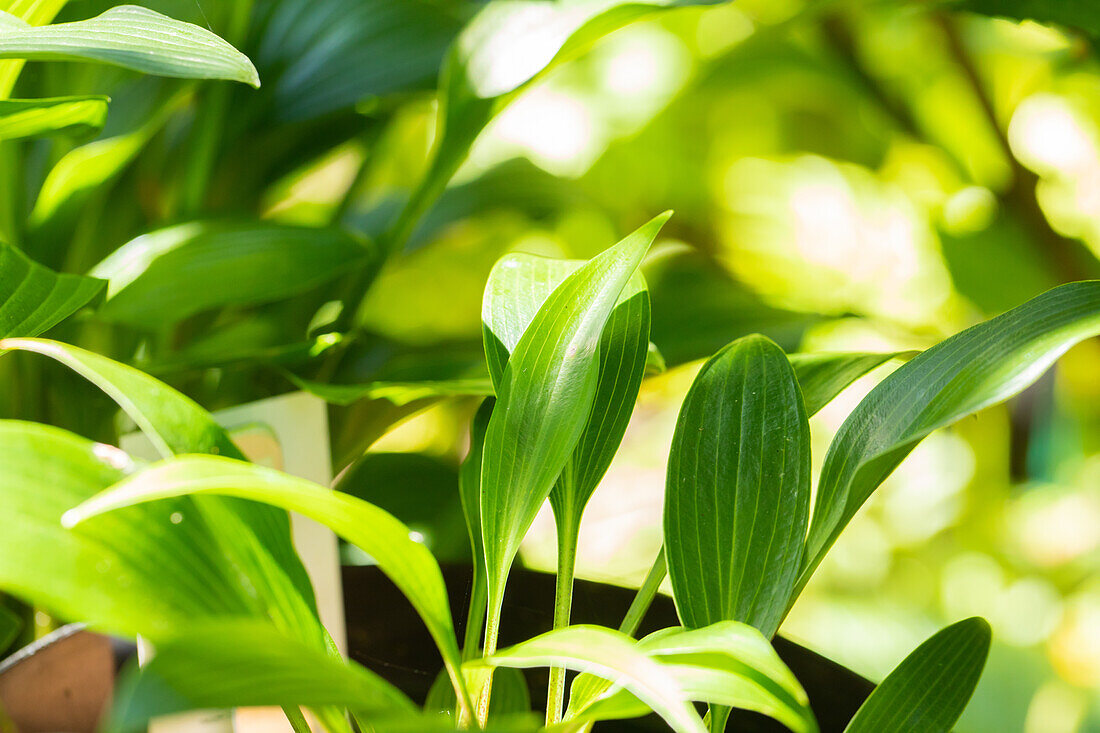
[800,281,1100,597]
[109,620,417,730]
[0,96,107,141]
[482,253,650,522]
[479,213,668,624]
[665,335,811,639]
[0,5,259,86]
[63,454,473,718]
[0,243,103,338]
[91,222,376,329]
[844,618,991,733]
[0,338,317,621]
[473,625,706,733]
[564,622,815,733]
[0,420,253,639]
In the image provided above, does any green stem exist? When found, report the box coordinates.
[462,564,488,661]
[282,706,311,733]
[619,548,667,637]
[546,514,579,725]
[476,592,505,727]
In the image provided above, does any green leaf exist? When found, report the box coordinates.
[954,0,1100,38]
[425,665,530,722]
[480,213,669,624]
[566,622,816,733]
[0,337,317,627]
[62,454,473,719]
[665,335,811,638]
[28,90,184,228]
[0,420,254,639]
[0,604,21,651]
[473,624,707,733]
[482,252,651,524]
[844,618,991,733]
[460,398,494,657]
[110,620,416,731]
[0,5,259,86]
[0,95,108,141]
[0,243,104,338]
[91,222,376,329]
[0,0,70,98]
[387,0,721,250]
[252,0,467,122]
[292,375,493,407]
[789,351,916,417]
[800,281,1100,597]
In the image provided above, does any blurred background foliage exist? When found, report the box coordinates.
[2,0,1100,730]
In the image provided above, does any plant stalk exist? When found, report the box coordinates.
[619,548,667,637]
[546,513,579,725]
[476,590,506,727]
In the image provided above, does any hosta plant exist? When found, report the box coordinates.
[1,1,1099,732]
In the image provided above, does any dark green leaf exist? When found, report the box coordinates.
[0,5,259,86]
[460,398,494,657]
[480,213,669,622]
[63,454,473,718]
[800,281,1100,597]
[0,243,104,338]
[665,335,811,638]
[0,604,22,652]
[110,620,416,731]
[844,618,991,733]
[0,96,108,141]
[954,0,1100,38]
[91,222,375,329]
[251,0,469,121]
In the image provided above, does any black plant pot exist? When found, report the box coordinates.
[342,565,873,732]
[0,565,872,732]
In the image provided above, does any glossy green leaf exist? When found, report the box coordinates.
[0,95,108,141]
[109,620,416,730]
[800,281,1100,597]
[0,420,254,639]
[789,351,916,417]
[0,243,103,338]
[566,622,816,733]
[0,338,316,622]
[480,213,669,624]
[482,253,650,520]
[473,624,707,733]
[91,222,375,329]
[0,5,259,86]
[955,0,1100,37]
[665,335,811,638]
[387,0,721,250]
[62,454,473,718]
[0,0,69,97]
[844,617,991,733]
